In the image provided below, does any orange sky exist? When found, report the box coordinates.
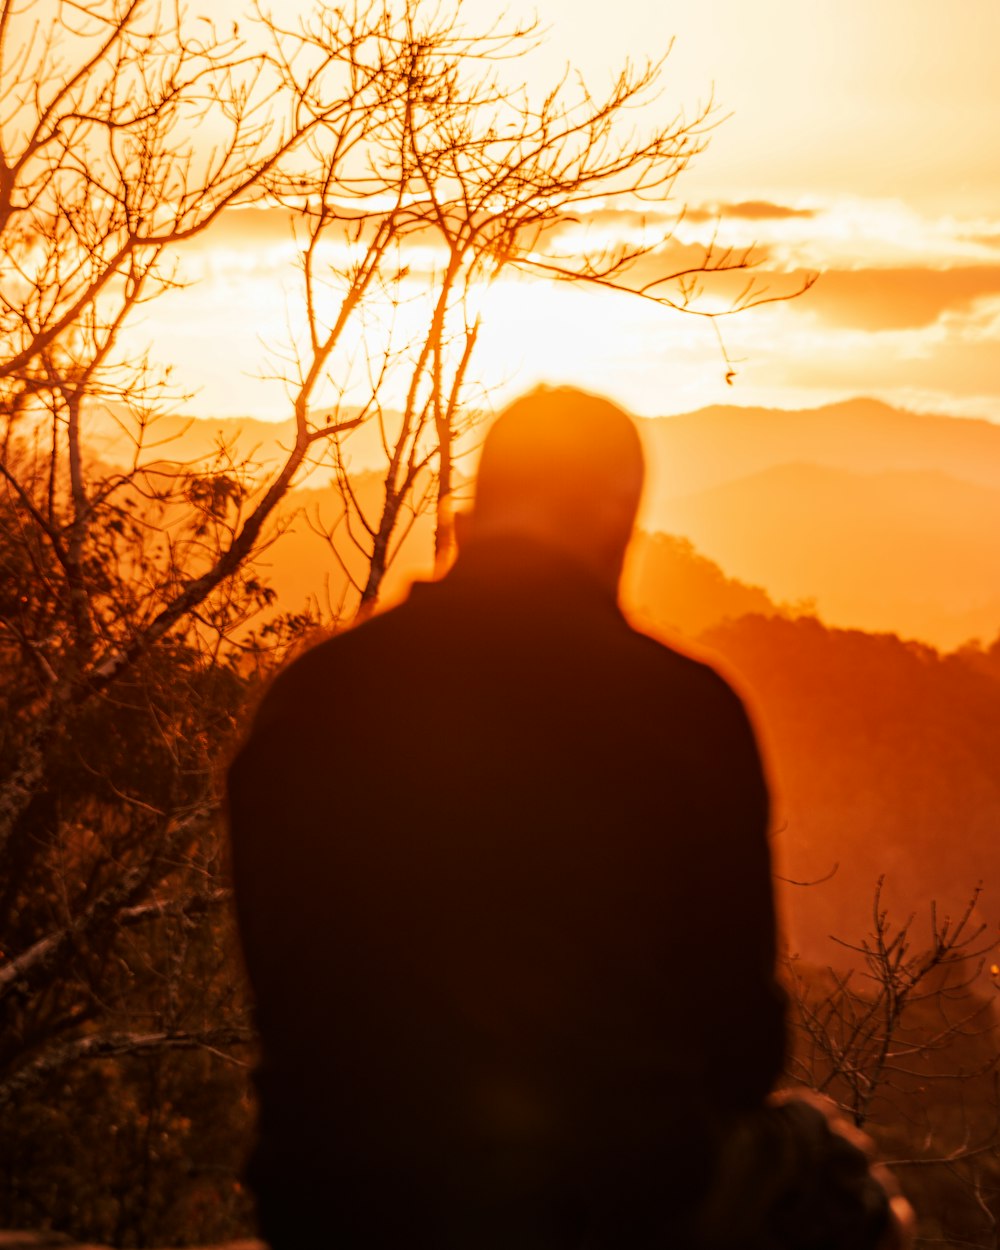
[131,0,1000,424]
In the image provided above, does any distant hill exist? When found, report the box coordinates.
[637,396,1000,498]
[628,397,1000,648]
[94,394,1000,495]
[622,531,782,639]
[80,395,1000,648]
[650,462,1000,649]
[81,406,394,478]
[699,613,1000,969]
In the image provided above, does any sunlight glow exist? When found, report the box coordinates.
[96,0,1000,426]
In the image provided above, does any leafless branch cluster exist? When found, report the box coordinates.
[786,879,1000,1244]
[254,0,814,611]
[788,878,995,1128]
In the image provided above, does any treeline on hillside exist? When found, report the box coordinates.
[701,614,1000,966]
[626,530,1000,974]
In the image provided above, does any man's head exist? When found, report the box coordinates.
[471,385,645,591]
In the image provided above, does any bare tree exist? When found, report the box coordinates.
[0,0,410,1064]
[786,878,1000,1246]
[0,0,412,848]
[0,0,378,1188]
[260,0,815,617]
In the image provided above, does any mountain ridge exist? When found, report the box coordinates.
[85,395,1000,488]
[77,396,1000,649]
[653,461,1000,649]
[637,395,1000,498]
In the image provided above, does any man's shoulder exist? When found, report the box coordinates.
[245,600,417,737]
[624,620,749,706]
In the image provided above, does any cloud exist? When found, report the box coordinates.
[727,292,1000,415]
[684,200,817,223]
[543,200,815,247]
[208,206,300,241]
[208,200,812,257]
[569,207,679,231]
[795,265,1000,331]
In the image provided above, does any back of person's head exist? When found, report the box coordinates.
[472,386,645,590]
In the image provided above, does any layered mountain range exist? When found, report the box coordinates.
[81,396,1000,965]
[638,398,1000,649]
[99,395,1000,650]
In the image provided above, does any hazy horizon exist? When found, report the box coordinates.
[81,393,1000,654]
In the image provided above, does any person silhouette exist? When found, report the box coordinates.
[227,385,790,1248]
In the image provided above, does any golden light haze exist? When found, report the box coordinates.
[125,0,1000,424]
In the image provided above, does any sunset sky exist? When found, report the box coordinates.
[139,0,1000,424]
